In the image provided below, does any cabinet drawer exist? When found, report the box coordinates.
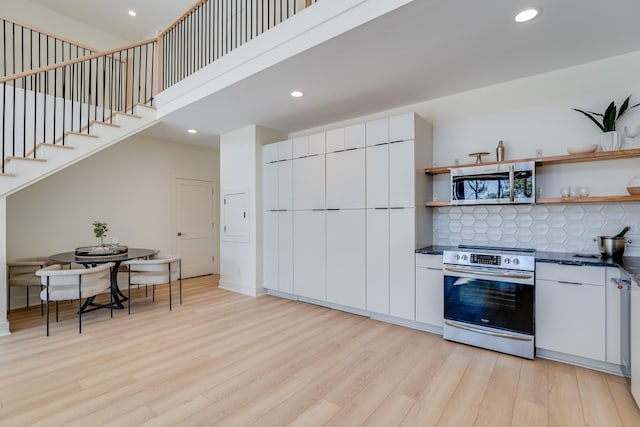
[416,254,442,269]
[536,262,605,286]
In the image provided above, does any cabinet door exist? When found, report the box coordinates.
[293,210,326,301]
[326,210,366,309]
[263,162,278,211]
[326,128,345,153]
[536,279,606,361]
[416,266,443,326]
[309,132,326,156]
[277,139,293,161]
[345,123,365,149]
[293,155,325,210]
[389,113,415,143]
[278,211,293,293]
[367,208,389,315]
[263,143,279,163]
[631,279,640,403]
[389,208,415,320]
[366,118,388,146]
[366,144,389,208]
[326,149,365,209]
[263,211,279,290]
[292,136,309,159]
[278,160,293,210]
[389,140,415,208]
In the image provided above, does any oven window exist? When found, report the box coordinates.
[444,275,534,335]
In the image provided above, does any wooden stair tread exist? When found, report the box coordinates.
[113,112,142,119]
[66,131,99,138]
[5,156,47,163]
[90,120,121,128]
[0,172,17,177]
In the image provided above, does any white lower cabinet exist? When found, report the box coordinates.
[278,211,294,294]
[389,208,416,321]
[536,263,606,361]
[366,209,389,314]
[415,254,443,327]
[326,210,366,309]
[293,210,326,301]
[263,211,278,290]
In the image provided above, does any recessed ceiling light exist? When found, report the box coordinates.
[128,10,137,17]
[291,91,304,98]
[187,129,197,134]
[515,8,540,23]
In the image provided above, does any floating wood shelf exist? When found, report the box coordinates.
[423,201,450,207]
[424,148,640,175]
[424,195,640,207]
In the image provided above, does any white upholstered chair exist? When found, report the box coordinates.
[7,257,50,314]
[36,262,114,336]
[123,254,182,314]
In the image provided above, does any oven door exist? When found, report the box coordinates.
[443,265,534,335]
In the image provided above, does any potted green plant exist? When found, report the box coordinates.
[92,221,109,246]
[573,96,639,151]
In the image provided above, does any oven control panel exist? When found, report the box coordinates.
[443,250,535,271]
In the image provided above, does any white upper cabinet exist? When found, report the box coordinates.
[326,128,345,153]
[293,133,325,158]
[293,155,325,210]
[263,143,279,163]
[326,149,365,209]
[389,113,415,143]
[326,210,366,310]
[278,160,293,210]
[366,118,389,146]
[389,140,415,208]
[277,139,293,161]
[366,144,389,208]
[345,124,366,149]
[263,162,278,211]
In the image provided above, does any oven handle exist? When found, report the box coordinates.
[445,320,533,342]
[443,266,533,280]
[509,164,515,202]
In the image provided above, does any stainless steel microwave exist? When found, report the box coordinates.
[451,161,535,205]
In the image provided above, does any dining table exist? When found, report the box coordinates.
[48,248,157,312]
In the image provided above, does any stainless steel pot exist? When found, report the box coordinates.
[596,236,631,258]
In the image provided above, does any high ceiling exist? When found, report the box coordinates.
[32,0,640,149]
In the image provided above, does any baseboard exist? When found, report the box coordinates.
[536,348,626,377]
[219,279,263,298]
[0,320,11,336]
[370,312,443,335]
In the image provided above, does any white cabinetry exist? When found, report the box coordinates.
[366,118,389,146]
[278,211,294,293]
[263,211,278,290]
[293,155,325,210]
[389,140,416,208]
[631,278,640,405]
[366,144,389,208]
[389,208,416,320]
[326,148,365,209]
[293,210,326,301]
[366,209,389,314]
[278,160,293,210]
[326,210,366,309]
[536,263,606,361]
[415,254,443,327]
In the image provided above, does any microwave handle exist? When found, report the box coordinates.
[509,164,515,202]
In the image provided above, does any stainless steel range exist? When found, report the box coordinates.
[442,245,536,359]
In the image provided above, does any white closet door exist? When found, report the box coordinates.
[293,210,326,301]
[278,211,294,294]
[326,210,366,309]
[390,208,416,320]
[263,211,279,290]
[367,208,389,315]
[389,140,415,208]
[326,149,365,209]
[278,160,293,210]
[263,162,278,211]
[366,144,389,208]
[293,155,325,210]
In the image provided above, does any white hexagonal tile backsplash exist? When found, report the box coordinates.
[434,203,640,255]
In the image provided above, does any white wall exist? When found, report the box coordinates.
[1,0,129,50]
[219,124,285,297]
[6,134,219,309]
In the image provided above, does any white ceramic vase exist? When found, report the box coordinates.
[627,176,640,195]
[601,130,621,151]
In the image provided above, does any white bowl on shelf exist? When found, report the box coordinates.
[566,144,598,154]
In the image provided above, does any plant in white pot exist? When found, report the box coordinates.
[573,96,639,151]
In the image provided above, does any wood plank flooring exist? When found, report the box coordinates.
[0,275,639,426]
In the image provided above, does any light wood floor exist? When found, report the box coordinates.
[1,275,639,426]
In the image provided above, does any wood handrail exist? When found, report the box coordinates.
[0,38,157,84]
[159,0,207,36]
[1,15,99,54]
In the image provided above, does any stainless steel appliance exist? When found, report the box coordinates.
[451,161,535,205]
[612,273,632,378]
[443,245,536,359]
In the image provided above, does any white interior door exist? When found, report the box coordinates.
[176,178,216,278]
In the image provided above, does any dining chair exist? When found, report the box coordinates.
[7,257,50,315]
[123,254,182,314]
[36,262,115,336]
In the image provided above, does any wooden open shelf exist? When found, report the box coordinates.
[425,148,640,175]
[424,195,640,207]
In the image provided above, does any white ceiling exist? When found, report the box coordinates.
[33,0,640,149]
[28,0,195,41]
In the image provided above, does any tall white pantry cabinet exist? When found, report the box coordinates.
[262,113,433,323]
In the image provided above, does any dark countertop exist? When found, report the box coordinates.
[415,246,640,284]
